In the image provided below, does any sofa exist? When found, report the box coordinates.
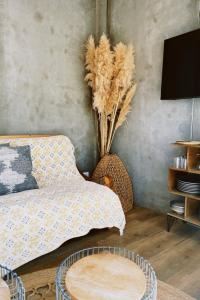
[0,135,125,270]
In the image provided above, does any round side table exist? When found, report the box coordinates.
[0,265,25,300]
[56,247,157,300]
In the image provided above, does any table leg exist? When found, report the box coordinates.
[166,215,176,232]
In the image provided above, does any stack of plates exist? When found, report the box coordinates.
[176,179,200,195]
[170,199,185,214]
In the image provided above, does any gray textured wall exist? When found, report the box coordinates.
[110,0,200,211]
[0,0,96,172]
[1,0,200,212]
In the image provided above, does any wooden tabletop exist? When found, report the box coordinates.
[65,253,146,300]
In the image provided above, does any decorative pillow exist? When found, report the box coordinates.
[8,135,82,188]
[0,145,38,196]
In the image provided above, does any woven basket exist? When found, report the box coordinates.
[92,154,133,213]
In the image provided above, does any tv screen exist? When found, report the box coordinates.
[161,29,200,100]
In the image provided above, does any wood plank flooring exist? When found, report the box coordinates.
[17,207,200,299]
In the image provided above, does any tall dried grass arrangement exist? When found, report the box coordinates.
[85,34,136,157]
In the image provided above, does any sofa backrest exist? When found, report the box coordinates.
[0,135,81,187]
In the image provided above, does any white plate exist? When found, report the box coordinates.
[171,208,184,214]
[177,181,200,186]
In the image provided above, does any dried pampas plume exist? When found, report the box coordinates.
[116,84,137,130]
[85,36,96,89]
[85,34,137,157]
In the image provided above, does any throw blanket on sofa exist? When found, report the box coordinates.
[0,136,125,269]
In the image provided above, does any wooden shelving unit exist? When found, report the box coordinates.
[167,143,200,231]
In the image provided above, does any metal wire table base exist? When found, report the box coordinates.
[0,264,25,300]
[56,247,157,300]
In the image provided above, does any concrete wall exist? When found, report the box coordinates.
[0,0,96,172]
[110,0,200,211]
[1,0,200,212]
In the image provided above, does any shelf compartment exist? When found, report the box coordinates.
[171,144,200,172]
[168,168,189,191]
[185,197,200,222]
[187,147,200,170]
[168,169,200,199]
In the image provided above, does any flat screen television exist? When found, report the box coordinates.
[161,29,200,100]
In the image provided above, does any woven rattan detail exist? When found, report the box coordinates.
[92,154,133,212]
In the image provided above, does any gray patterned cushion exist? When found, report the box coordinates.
[0,145,38,196]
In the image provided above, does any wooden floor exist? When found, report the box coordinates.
[17,207,200,299]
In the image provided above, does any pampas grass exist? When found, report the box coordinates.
[85,34,136,157]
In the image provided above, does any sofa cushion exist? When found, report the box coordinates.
[0,135,81,188]
[0,145,38,196]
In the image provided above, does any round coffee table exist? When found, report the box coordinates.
[56,247,157,300]
[0,265,25,300]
